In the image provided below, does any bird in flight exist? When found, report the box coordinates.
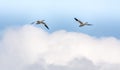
[74,18,92,27]
[31,20,49,29]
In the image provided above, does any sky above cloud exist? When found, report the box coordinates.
[0,0,120,37]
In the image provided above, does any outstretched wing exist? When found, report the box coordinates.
[42,22,49,30]
[31,22,35,24]
[74,18,83,24]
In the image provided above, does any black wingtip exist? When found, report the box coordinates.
[74,18,78,21]
[46,27,49,30]
[44,25,50,30]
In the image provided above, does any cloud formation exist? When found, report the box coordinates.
[0,25,120,70]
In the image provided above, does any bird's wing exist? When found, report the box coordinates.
[42,22,49,29]
[74,18,79,21]
[31,22,35,24]
[74,18,83,24]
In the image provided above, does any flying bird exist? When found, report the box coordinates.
[31,20,49,29]
[74,18,92,27]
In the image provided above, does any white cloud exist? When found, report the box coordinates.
[0,25,120,70]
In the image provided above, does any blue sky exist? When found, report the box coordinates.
[0,0,120,38]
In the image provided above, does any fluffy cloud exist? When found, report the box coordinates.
[0,25,120,70]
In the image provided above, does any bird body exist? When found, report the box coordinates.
[36,20,45,24]
[74,18,92,27]
[31,20,49,29]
